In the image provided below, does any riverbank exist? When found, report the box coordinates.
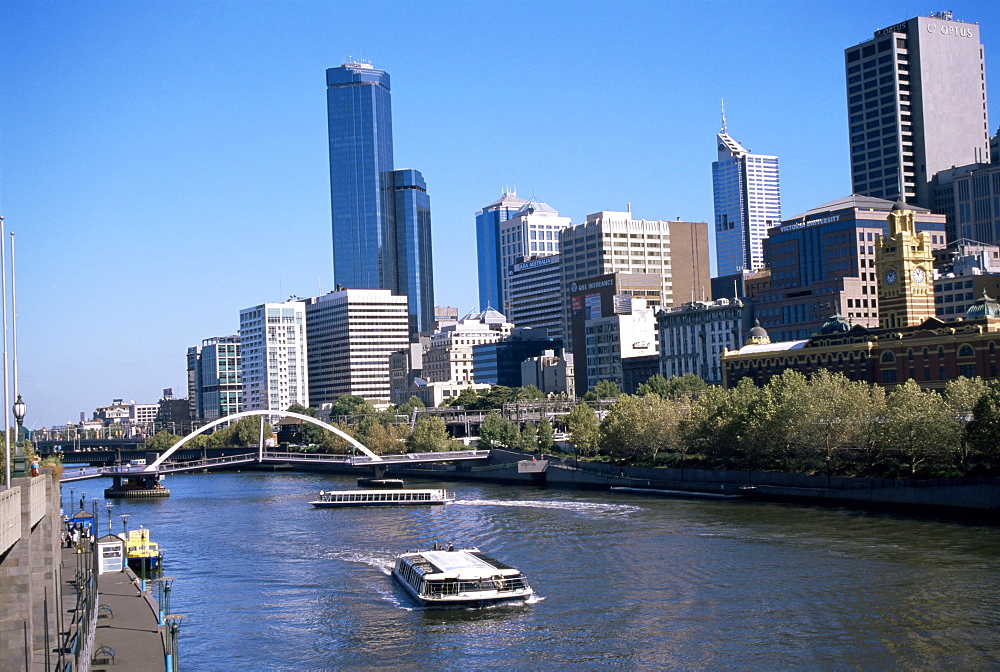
[274,448,1000,518]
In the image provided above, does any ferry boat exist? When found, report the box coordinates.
[309,488,454,508]
[122,527,163,576]
[392,547,533,606]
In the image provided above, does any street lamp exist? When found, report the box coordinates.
[11,394,26,477]
[105,502,114,536]
[120,513,130,539]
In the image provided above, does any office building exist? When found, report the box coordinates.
[521,351,575,396]
[845,12,990,207]
[712,113,781,275]
[933,239,1000,319]
[476,190,528,311]
[239,300,308,412]
[471,327,562,387]
[392,169,435,333]
[186,335,242,422]
[423,309,514,384]
[932,159,1000,246]
[559,210,710,342]
[327,62,435,333]
[507,254,565,340]
[499,197,571,315]
[657,298,755,386]
[581,297,658,396]
[747,195,946,342]
[305,289,410,406]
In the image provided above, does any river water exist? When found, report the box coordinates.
[65,471,1000,670]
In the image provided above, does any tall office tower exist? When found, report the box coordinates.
[327,63,435,334]
[476,190,528,311]
[559,210,711,344]
[392,169,435,333]
[186,336,242,422]
[845,12,990,207]
[507,254,565,340]
[327,62,396,291]
[305,289,410,406]
[498,197,572,315]
[712,111,781,275]
[239,301,308,412]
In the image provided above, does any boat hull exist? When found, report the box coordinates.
[310,499,450,508]
[391,569,533,607]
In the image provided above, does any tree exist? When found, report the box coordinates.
[145,430,181,452]
[583,379,622,401]
[470,385,518,410]
[407,416,452,452]
[208,416,272,447]
[520,385,546,400]
[359,420,408,455]
[329,395,375,417]
[477,412,520,450]
[536,418,555,452]
[519,422,539,452]
[883,379,958,476]
[965,382,1000,472]
[636,374,671,398]
[446,387,482,408]
[566,403,600,457]
[599,394,682,463]
[943,377,989,472]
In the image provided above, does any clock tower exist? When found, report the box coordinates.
[875,203,935,329]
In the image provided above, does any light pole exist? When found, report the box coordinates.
[11,394,26,477]
[105,502,114,536]
[120,513,130,539]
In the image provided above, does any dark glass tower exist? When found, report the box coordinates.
[393,169,435,333]
[327,62,396,292]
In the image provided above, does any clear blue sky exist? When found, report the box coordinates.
[1,1,997,427]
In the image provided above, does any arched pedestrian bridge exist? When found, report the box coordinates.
[62,410,489,485]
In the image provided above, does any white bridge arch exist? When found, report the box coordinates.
[146,409,381,471]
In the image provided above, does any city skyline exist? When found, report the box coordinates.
[1,1,997,425]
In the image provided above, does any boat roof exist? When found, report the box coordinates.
[403,549,521,579]
[320,488,443,495]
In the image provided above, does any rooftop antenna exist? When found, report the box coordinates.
[721,98,727,134]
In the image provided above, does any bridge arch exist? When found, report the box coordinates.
[146,410,381,471]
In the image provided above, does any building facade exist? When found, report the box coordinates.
[471,328,562,387]
[748,195,946,342]
[499,197,571,316]
[239,301,308,412]
[581,298,658,396]
[476,190,528,311]
[845,13,990,206]
[933,239,1000,319]
[656,298,755,386]
[507,254,565,340]
[931,159,1000,246]
[305,289,409,406]
[187,335,242,422]
[392,169,435,333]
[712,116,781,275]
[423,309,514,385]
[520,351,575,396]
[876,203,936,328]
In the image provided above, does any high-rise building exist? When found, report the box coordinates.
[507,254,565,340]
[239,301,308,412]
[186,336,242,422]
[712,112,781,275]
[499,197,571,315]
[476,190,528,311]
[305,288,410,406]
[392,169,435,333]
[327,62,434,333]
[845,12,990,207]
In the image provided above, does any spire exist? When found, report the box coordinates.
[721,98,727,134]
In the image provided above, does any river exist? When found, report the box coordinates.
[65,471,1000,670]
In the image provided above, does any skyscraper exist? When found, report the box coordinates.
[327,62,435,333]
[476,190,528,311]
[392,169,435,334]
[845,12,990,207]
[498,196,571,315]
[712,110,781,276]
[327,62,395,291]
[239,301,308,412]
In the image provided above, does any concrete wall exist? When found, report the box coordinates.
[0,471,61,670]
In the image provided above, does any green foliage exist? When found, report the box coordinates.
[446,387,482,408]
[599,394,682,463]
[145,430,181,452]
[406,416,453,452]
[207,416,272,447]
[566,403,600,457]
[638,373,709,399]
[964,382,1000,472]
[583,379,623,401]
[519,422,538,452]
[536,418,555,452]
[477,412,520,450]
[329,395,376,416]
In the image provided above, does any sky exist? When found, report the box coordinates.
[1,0,997,427]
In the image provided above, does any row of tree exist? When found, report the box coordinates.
[564,371,1000,478]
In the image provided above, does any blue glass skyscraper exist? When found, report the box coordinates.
[476,190,527,311]
[327,62,397,292]
[393,169,435,333]
[327,62,435,334]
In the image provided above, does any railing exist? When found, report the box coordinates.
[0,486,21,555]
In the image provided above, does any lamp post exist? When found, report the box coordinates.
[120,514,130,539]
[11,394,26,477]
[105,502,114,536]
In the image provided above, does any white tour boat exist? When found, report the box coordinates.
[309,488,454,508]
[392,547,534,606]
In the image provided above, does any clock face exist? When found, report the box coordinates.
[911,266,926,284]
[884,269,898,286]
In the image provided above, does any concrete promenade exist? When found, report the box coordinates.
[51,541,168,671]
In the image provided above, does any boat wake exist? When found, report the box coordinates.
[453,499,639,517]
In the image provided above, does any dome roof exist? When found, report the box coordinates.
[819,312,851,335]
[965,291,1000,320]
[746,319,770,345]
